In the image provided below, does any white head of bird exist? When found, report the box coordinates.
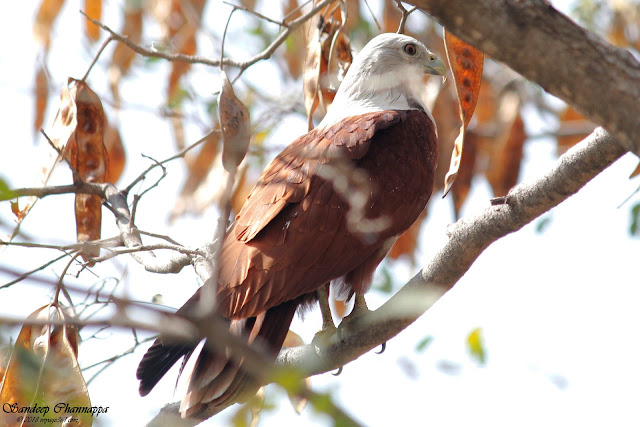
[319,33,446,128]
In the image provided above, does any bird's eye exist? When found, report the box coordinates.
[403,43,417,56]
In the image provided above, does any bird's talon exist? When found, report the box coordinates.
[332,366,343,376]
[375,342,386,354]
[312,323,338,348]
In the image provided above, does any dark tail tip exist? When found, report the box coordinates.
[137,339,192,396]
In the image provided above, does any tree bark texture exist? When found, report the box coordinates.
[410,0,640,155]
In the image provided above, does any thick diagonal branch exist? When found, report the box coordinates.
[409,0,640,155]
[276,128,628,376]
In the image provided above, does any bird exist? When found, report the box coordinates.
[136,32,446,419]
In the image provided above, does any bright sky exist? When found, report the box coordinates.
[1,1,640,426]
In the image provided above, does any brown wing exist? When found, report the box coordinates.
[216,109,437,319]
[137,109,438,418]
[233,111,403,243]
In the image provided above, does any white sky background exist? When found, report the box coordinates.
[1,1,640,426]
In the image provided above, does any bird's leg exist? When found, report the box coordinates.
[339,293,385,353]
[317,284,335,331]
[336,293,370,336]
[312,284,336,347]
[344,293,370,321]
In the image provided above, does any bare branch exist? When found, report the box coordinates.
[82,35,115,82]
[394,1,418,34]
[1,182,107,201]
[125,130,218,194]
[363,0,382,31]
[276,128,628,376]
[0,256,69,288]
[90,243,206,264]
[80,0,335,79]
[223,1,286,27]
[409,0,640,156]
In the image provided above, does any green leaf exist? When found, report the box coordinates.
[0,177,16,201]
[466,327,486,365]
[535,215,552,234]
[167,85,190,109]
[630,202,640,236]
[415,335,433,353]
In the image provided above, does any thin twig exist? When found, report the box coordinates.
[220,7,237,72]
[53,252,83,304]
[124,130,217,194]
[284,0,313,22]
[1,237,120,252]
[363,0,382,31]
[138,230,183,246]
[82,35,115,82]
[223,1,285,27]
[1,182,107,201]
[90,243,207,264]
[135,154,168,200]
[84,335,156,384]
[80,0,332,75]
[0,253,71,289]
[395,1,418,34]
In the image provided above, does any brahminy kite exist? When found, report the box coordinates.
[137,32,446,418]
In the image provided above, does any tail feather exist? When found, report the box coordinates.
[136,297,303,418]
[137,342,193,396]
[180,299,300,417]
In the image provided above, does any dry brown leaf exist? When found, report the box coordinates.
[230,166,252,215]
[432,84,462,193]
[451,130,478,218]
[442,30,483,196]
[0,347,11,386]
[630,161,640,179]
[389,209,426,263]
[283,0,304,78]
[104,123,126,184]
[7,81,79,241]
[239,0,257,10]
[0,305,92,427]
[65,79,107,263]
[383,0,402,32]
[168,31,196,102]
[556,106,592,156]
[219,71,251,172]
[171,151,224,221]
[84,0,103,42]
[321,30,352,103]
[485,91,525,197]
[303,18,324,130]
[10,201,26,222]
[608,8,629,47]
[178,132,220,195]
[33,0,66,50]
[109,6,143,105]
[34,64,48,135]
[166,0,206,102]
[170,115,186,152]
[302,8,352,129]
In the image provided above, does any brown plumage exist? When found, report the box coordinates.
[137,109,437,417]
[137,32,446,419]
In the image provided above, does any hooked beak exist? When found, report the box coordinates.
[425,55,447,78]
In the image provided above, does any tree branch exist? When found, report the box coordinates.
[153,127,630,422]
[81,0,335,78]
[1,182,213,280]
[276,128,627,376]
[408,0,640,155]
